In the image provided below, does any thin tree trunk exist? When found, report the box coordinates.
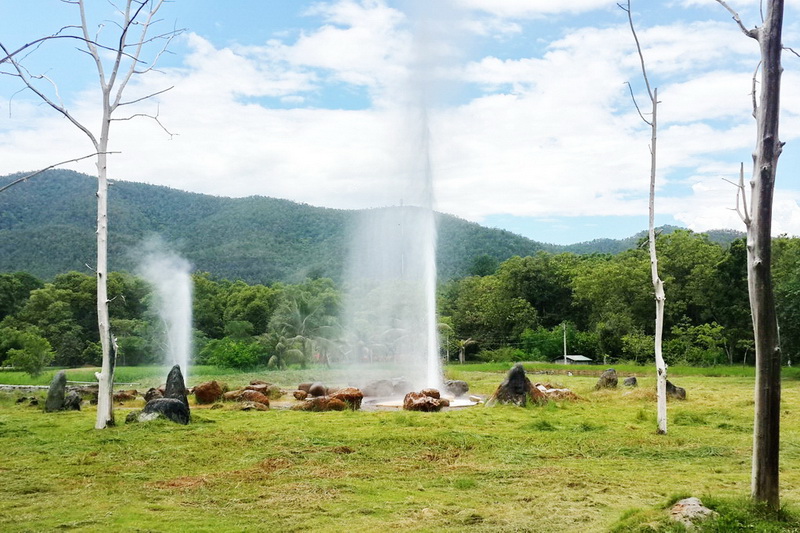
[648,88,668,435]
[748,0,784,508]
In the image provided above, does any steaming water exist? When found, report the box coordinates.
[138,245,193,382]
[341,3,450,393]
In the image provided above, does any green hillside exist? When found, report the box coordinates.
[0,170,551,282]
[0,170,743,283]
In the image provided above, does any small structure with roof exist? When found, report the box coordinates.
[554,355,593,365]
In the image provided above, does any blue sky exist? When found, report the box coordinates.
[1,0,799,244]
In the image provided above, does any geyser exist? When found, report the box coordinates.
[138,241,193,382]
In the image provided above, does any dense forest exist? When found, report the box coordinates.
[1,230,798,373]
[0,170,742,283]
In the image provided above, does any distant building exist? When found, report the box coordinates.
[553,355,593,365]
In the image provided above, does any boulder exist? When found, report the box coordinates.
[420,388,440,399]
[250,380,270,386]
[330,387,364,410]
[595,368,618,390]
[239,390,271,406]
[533,383,578,401]
[444,380,469,397]
[669,497,718,528]
[164,365,189,409]
[223,390,244,401]
[403,391,446,412]
[267,385,284,399]
[144,387,163,403]
[486,363,546,407]
[239,401,269,411]
[245,383,269,394]
[298,382,313,393]
[391,378,412,396]
[293,390,308,401]
[64,390,82,411]
[142,397,190,424]
[666,380,687,400]
[194,380,224,404]
[308,382,327,397]
[293,397,347,411]
[45,371,67,412]
[623,376,638,387]
[113,389,138,402]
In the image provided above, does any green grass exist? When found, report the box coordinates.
[1,367,800,531]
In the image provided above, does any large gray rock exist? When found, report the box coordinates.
[445,380,469,397]
[486,363,546,407]
[45,371,67,412]
[666,380,687,400]
[142,397,190,424]
[623,376,638,387]
[595,368,618,390]
[164,365,189,409]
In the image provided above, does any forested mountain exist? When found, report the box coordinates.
[0,170,740,283]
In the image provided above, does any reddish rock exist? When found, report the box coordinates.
[194,380,224,404]
[245,383,269,393]
[293,397,347,411]
[293,390,309,401]
[239,390,271,406]
[403,391,447,412]
[223,390,244,401]
[534,382,578,401]
[113,389,138,402]
[330,387,364,410]
[420,388,440,399]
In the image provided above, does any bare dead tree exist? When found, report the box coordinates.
[619,0,668,435]
[716,0,784,509]
[1,0,182,429]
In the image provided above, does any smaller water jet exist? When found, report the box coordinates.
[137,240,193,382]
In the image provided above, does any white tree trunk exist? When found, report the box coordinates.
[648,89,668,435]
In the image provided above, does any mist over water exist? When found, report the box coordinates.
[137,240,193,382]
[341,1,463,393]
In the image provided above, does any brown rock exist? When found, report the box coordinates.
[420,388,440,399]
[403,391,446,412]
[308,382,327,397]
[298,383,312,393]
[223,390,244,401]
[239,390,271,406]
[239,401,270,411]
[534,382,578,401]
[144,387,163,403]
[293,397,347,411]
[293,390,309,401]
[113,389,138,402]
[249,380,270,386]
[330,387,364,410]
[486,363,547,406]
[245,383,269,393]
[194,380,224,404]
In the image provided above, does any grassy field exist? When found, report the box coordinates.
[1,364,800,531]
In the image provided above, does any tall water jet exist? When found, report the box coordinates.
[342,1,458,393]
[137,240,193,382]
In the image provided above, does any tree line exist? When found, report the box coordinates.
[1,230,798,373]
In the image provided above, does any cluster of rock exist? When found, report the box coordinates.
[403,389,449,412]
[292,382,364,411]
[487,363,578,407]
[44,371,82,412]
[361,378,411,397]
[127,365,190,425]
[594,369,687,399]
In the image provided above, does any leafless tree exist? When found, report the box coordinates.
[619,0,668,434]
[717,0,785,509]
[1,0,181,429]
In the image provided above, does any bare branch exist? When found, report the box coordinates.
[111,107,176,138]
[0,152,119,194]
[715,0,760,39]
[785,46,800,58]
[625,81,652,125]
[117,85,174,106]
[751,61,761,118]
[619,1,654,102]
